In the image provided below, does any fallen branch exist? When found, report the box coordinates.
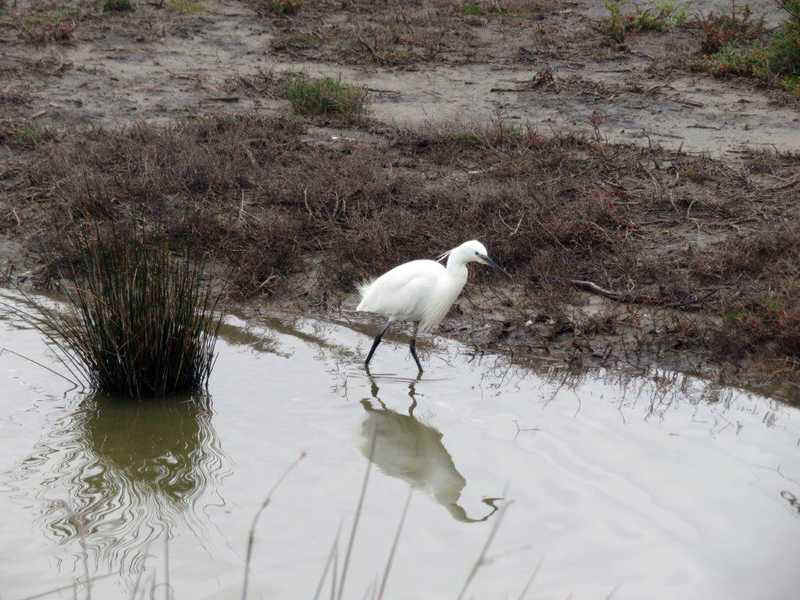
[555,278,717,311]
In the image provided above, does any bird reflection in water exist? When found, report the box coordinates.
[359,375,501,523]
[35,393,228,580]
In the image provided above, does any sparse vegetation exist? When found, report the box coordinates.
[259,0,548,64]
[768,0,800,77]
[268,0,303,15]
[270,31,323,52]
[284,74,368,118]
[460,1,514,16]
[0,122,56,150]
[256,0,476,65]
[103,0,134,12]
[16,8,79,43]
[696,0,765,54]
[691,223,800,361]
[698,0,800,93]
[601,0,688,42]
[458,0,542,17]
[19,231,223,399]
[463,2,483,16]
[603,0,628,42]
[630,0,688,31]
[704,42,771,76]
[167,0,204,14]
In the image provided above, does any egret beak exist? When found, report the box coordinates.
[480,254,511,278]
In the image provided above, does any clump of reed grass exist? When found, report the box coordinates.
[103,0,135,13]
[284,74,368,118]
[27,231,224,399]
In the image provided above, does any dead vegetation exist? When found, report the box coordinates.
[13,6,80,44]
[0,0,210,48]
[258,0,553,66]
[2,112,800,394]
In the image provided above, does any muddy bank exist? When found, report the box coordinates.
[1,0,800,399]
[2,111,800,402]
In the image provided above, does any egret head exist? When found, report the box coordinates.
[461,240,491,265]
[440,240,510,276]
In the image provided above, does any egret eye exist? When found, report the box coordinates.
[475,251,479,256]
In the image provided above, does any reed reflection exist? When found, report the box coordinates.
[359,375,500,523]
[37,393,228,578]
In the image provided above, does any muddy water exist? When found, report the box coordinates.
[1,293,799,600]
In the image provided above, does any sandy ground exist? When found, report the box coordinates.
[1,0,798,156]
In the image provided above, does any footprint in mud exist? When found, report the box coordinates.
[358,376,501,523]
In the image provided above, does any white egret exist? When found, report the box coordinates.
[356,240,507,372]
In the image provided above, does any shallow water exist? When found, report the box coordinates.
[1,292,799,600]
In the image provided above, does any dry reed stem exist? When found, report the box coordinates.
[17,573,118,600]
[517,557,544,600]
[312,521,343,600]
[241,451,306,600]
[376,486,413,600]
[337,424,378,600]
[456,487,512,600]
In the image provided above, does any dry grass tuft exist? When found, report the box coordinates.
[266,0,303,15]
[103,0,135,13]
[284,74,369,118]
[600,0,688,43]
[167,0,205,14]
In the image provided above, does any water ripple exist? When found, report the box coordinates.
[10,393,231,588]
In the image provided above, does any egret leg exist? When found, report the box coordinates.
[409,323,423,373]
[365,320,391,368]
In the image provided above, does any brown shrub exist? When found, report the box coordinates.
[695,2,766,55]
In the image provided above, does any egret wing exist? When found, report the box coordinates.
[357,260,444,321]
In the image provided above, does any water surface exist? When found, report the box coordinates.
[1,293,799,599]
